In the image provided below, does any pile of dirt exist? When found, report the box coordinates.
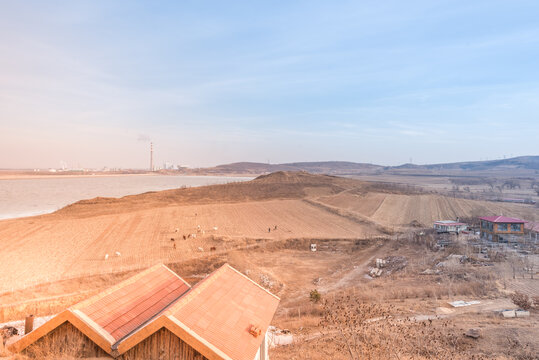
[408,220,424,228]
[254,171,341,185]
[368,256,408,277]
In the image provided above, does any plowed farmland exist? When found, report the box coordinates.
[317,192,539,227]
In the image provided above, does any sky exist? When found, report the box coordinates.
[1,0,538,169]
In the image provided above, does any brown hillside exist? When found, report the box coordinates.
[56,171,365,218]
[0,171,537,298]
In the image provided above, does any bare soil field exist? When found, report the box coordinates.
[0,171,536,295]
[0,198,378,294]
[1,171,537,359]
[318,191,539,228]
[267,238,538,360]
[2,171,536,295]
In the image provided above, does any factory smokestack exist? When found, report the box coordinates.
[150,142,154,171]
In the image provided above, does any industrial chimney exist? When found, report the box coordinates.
[150,142,154,171]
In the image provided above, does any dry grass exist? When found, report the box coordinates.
[0,198,379,295]
[2,171,536,296]
[1,173,538,359]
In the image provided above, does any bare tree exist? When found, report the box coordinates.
[502,180,520,190]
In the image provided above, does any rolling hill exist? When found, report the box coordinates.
[181,156,539,177]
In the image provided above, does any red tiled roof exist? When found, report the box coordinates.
[10,263,280,360]
[479,216,527,223]
[167,264,280,360]
[74,264,190,341]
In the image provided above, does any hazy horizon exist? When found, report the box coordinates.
[1,1,539,169]
[0,154,538,171]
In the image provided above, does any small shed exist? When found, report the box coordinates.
[433,220,467,233]
[9,264,279,360]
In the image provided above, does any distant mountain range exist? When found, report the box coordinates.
[179,156,539,177]
[393,156,539,171]
[198,161,381,175]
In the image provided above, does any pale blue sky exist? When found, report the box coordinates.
[1,1,538,168]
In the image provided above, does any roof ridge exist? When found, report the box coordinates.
[166,264,229,315]
[225,264,281,300]
[165,316,234,360]
[166,263,280,315]
[479,215,527,223]
[164,264,280,360]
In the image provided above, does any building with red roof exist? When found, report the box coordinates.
[479,216,527,242]
[9,263,279,360]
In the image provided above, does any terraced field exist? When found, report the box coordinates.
[318,192,539,227]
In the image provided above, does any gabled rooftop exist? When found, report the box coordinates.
[479,216,527,223]
[166,264,280,360]
[10,263,280,360]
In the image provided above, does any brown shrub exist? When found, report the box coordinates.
[510,292,533,310]
[319,293,473,360]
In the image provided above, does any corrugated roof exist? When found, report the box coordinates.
[434,221,466,225]
[479,216,527,223]
[167,264,280,360]
[73,264,190,341]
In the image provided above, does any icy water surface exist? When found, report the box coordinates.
[0,175,252,219]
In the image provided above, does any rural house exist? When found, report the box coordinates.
[9,263,279,360]
[479,216,526,242]
[433,220,467,233]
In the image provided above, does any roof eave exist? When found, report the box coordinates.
[8,310,115,355]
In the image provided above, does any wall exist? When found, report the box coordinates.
[495,223,524,234]
[253,331,269,360]
[22,321,110,358]
[119,327,208,360]
[480,221,524,240]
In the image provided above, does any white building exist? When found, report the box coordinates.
[434,220,467,233]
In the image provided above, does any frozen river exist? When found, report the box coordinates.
[0,175,253,220]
